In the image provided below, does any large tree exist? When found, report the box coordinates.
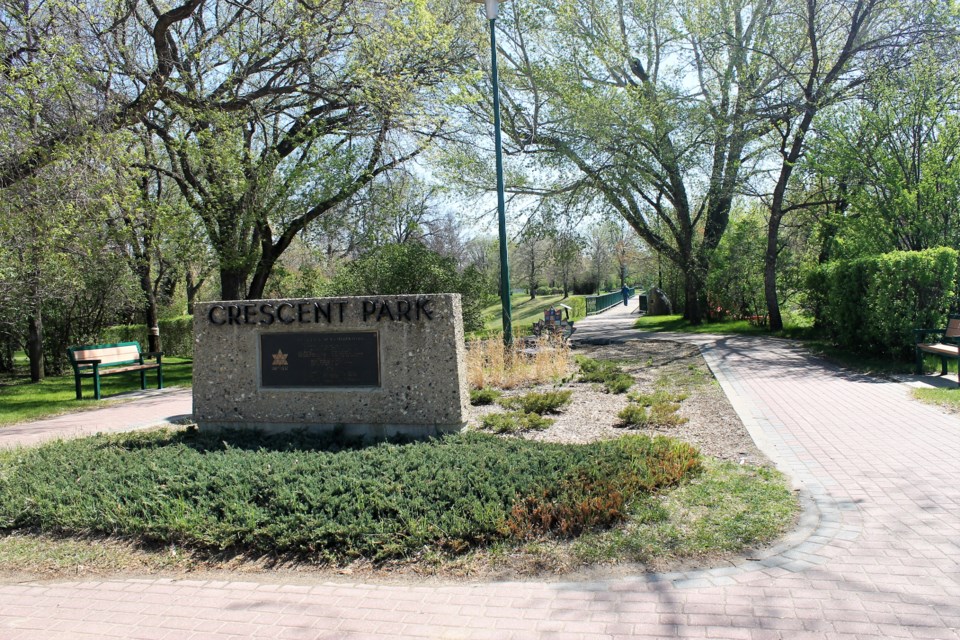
[808,45,960,259]
[760,0,944,330]
[463,0,786,321]
[0,143,138,380]
[105,133,198,353]
[0,0,204,188]
[137,0,470,300]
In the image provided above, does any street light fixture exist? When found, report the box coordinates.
[472,0,512,345]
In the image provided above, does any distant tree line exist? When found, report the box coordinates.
[1,0,958,380]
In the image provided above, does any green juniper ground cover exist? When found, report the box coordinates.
[0,426,793,572]
[0,429,697,561]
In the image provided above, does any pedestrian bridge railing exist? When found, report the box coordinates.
[585,288,635,315]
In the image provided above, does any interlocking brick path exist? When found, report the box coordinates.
[0,387,192,449]
[2,302,959,639]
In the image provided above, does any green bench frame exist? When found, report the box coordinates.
[66,341,163,400]
[915,315,960,386]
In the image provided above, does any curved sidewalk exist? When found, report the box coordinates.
[2,304,960,639]
[0,387,192,449]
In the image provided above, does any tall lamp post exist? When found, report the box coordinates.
[472,0,512,345]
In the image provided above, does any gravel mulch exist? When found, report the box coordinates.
[467,338,769,468]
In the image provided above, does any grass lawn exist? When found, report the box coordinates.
[911,385,960,410]
[634,314,923,377]
[0,358,193,427]
[0,427,795,575]
[634,314,815,338]
[481,293,570,333]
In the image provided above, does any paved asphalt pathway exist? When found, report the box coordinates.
[1,298,959,639]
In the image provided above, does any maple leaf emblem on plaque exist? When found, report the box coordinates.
[272,349,288,367]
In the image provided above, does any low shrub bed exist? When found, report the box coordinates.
[619,389,689,428]
[480,411,555,433]
[0,429,700,563]
[576,356,634,393]
[498,390,572,414]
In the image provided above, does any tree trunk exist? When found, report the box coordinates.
[144,289,161,353]
[675,243,705,324]
[247,253,276,300]
[764,211,783,331]
[27,312,44,382]
[220,269,247,301]
[765,99,816,332]
[186,269,199,315]
[683,271,703,324]
[1,336,13,374]
[135,264,162,353]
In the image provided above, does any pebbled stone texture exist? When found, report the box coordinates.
[192,294,469,437]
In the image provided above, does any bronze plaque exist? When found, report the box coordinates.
[260,332,380,388]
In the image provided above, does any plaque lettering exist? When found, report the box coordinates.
[260,332,380,388]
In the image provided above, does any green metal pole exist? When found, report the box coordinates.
[489,16,512,346]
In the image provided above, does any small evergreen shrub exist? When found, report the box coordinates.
[604,373,634,394]
[470,388,502,406]
[649,402,688,427]
[480,411,555,433]
[576,356,618,382]
[618,404,648,427]
[576,357,634,393]
[499,390,572,414]
[628,390,688,406]
[620,388,687,428]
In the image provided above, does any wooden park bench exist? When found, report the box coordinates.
[66,341,163,400]
[915,315,960,386]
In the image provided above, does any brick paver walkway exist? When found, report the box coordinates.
[2,302,959,639]
[0,387,192,449]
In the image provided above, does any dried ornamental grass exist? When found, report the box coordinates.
[466,336,572,390]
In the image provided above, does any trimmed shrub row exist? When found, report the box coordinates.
[807,247,959,358]
[102,316,193,358]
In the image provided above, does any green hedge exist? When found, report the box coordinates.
[331,242,488,333]
[808,248,959,358]
[102,316,193,358]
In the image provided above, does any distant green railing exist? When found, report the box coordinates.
[585,288,635,315]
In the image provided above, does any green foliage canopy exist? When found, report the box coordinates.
[330,242,489,332]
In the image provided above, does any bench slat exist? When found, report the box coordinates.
[947,317,960,339]
[72,345,141,365]
[74,363,160,376]
[918,343,960,356]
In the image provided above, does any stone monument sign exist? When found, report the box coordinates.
[193,294,468,438]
